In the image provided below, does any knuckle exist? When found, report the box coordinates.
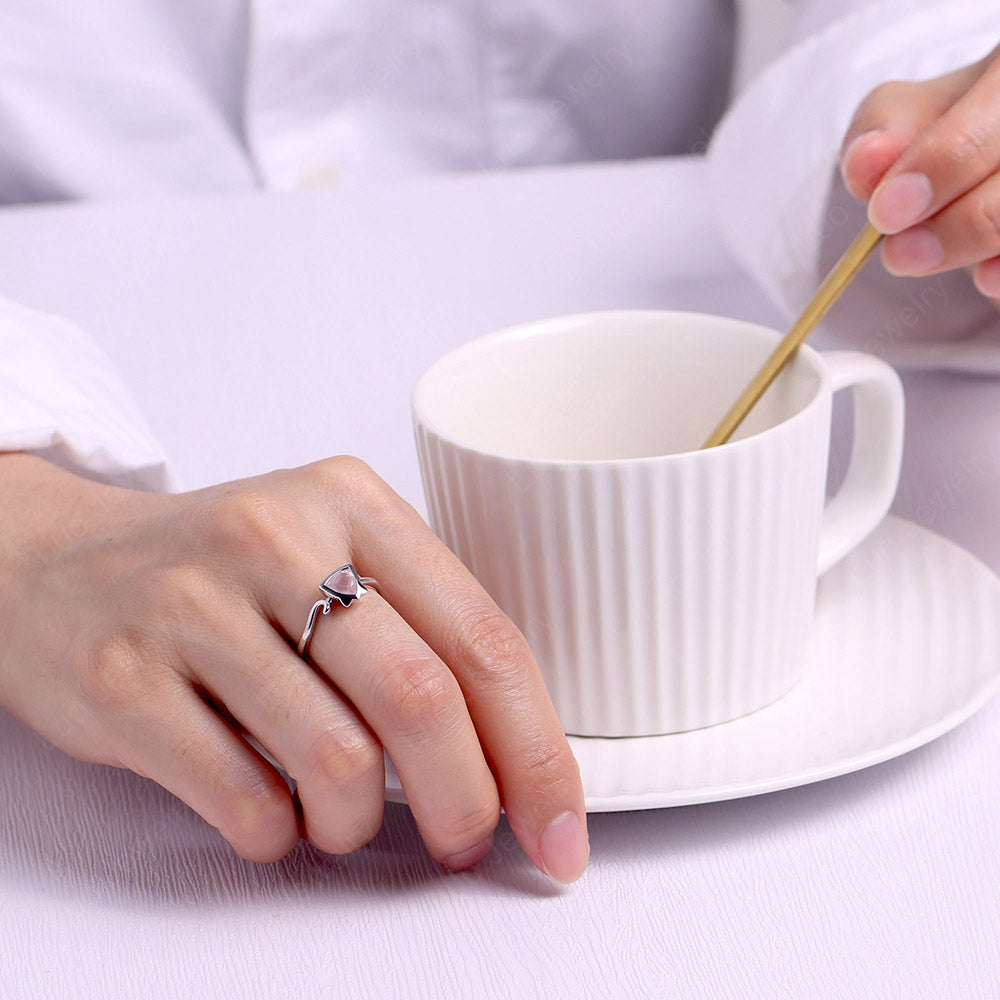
[84,636,146,712]
[217,775,292,849]
[319,455,418,529]
[376,655,458,735]
[325,454,376,483]
[305,726,383,793]
[969,194,1000,248]
[857,79,911,118]
[438,797,501,846]
[203,490,293,562]
[317,455,379,505]
[519,738,579,794]
[449,605,533,691]
[937,123,993,170]
[310,806,383,856]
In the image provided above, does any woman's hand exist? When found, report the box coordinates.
[840,42,1000,304]
[0,453,588,882]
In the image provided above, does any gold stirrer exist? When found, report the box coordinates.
[701,222,884,450]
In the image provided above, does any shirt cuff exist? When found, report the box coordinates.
[0,295,180,491]
[708,0,1000,370]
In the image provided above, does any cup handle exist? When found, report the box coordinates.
[817,350,905,576]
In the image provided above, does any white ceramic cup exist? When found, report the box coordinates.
[413,310,905,737]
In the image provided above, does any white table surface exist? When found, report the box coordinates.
[0,158,998,999]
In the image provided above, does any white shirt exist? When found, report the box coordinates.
[711,0,1000,370]
[0,0,998,490]
[0,1,734,203]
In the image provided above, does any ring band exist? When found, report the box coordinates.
[297,564,379,659]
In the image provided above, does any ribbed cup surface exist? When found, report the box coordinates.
[416,394,830,737]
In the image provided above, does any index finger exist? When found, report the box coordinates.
[348,484,590,884]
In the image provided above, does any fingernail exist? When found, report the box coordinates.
[883,226,944,275]
[869,171,934,233]
[840,129,889,199]
[443,835,494,872]
[842,128,884,168]
[539,811,589,884]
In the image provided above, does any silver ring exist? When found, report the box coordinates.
[297,564,379,659]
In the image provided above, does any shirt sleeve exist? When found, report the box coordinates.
[0,295,179,491]
[707,0,1000,371]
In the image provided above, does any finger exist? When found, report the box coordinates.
[345,489,589,884]
[973,256,1000,302]
[880,171,1000,276]
[270,578,502,871]
[865,48,1000,233]
[839,72,971,201]
[180,612,387,858]
[97,664,300,863]
[311,595,501,870]
[841,119,920,202]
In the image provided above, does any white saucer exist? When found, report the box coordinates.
[384,516,1000,811]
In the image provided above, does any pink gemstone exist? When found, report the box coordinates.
[329,567,358,597]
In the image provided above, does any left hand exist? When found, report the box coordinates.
[839,42,1000,305]
[0,453,589,882]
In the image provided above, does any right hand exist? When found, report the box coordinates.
[0,452,589,882]
[839,43,1000,307]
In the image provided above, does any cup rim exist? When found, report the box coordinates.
[412,309,832,466]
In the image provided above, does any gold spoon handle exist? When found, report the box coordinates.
[701,222,884,450]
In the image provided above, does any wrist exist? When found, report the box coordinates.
[0,451,170,611]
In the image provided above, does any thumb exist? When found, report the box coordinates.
[839,60,987,202]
